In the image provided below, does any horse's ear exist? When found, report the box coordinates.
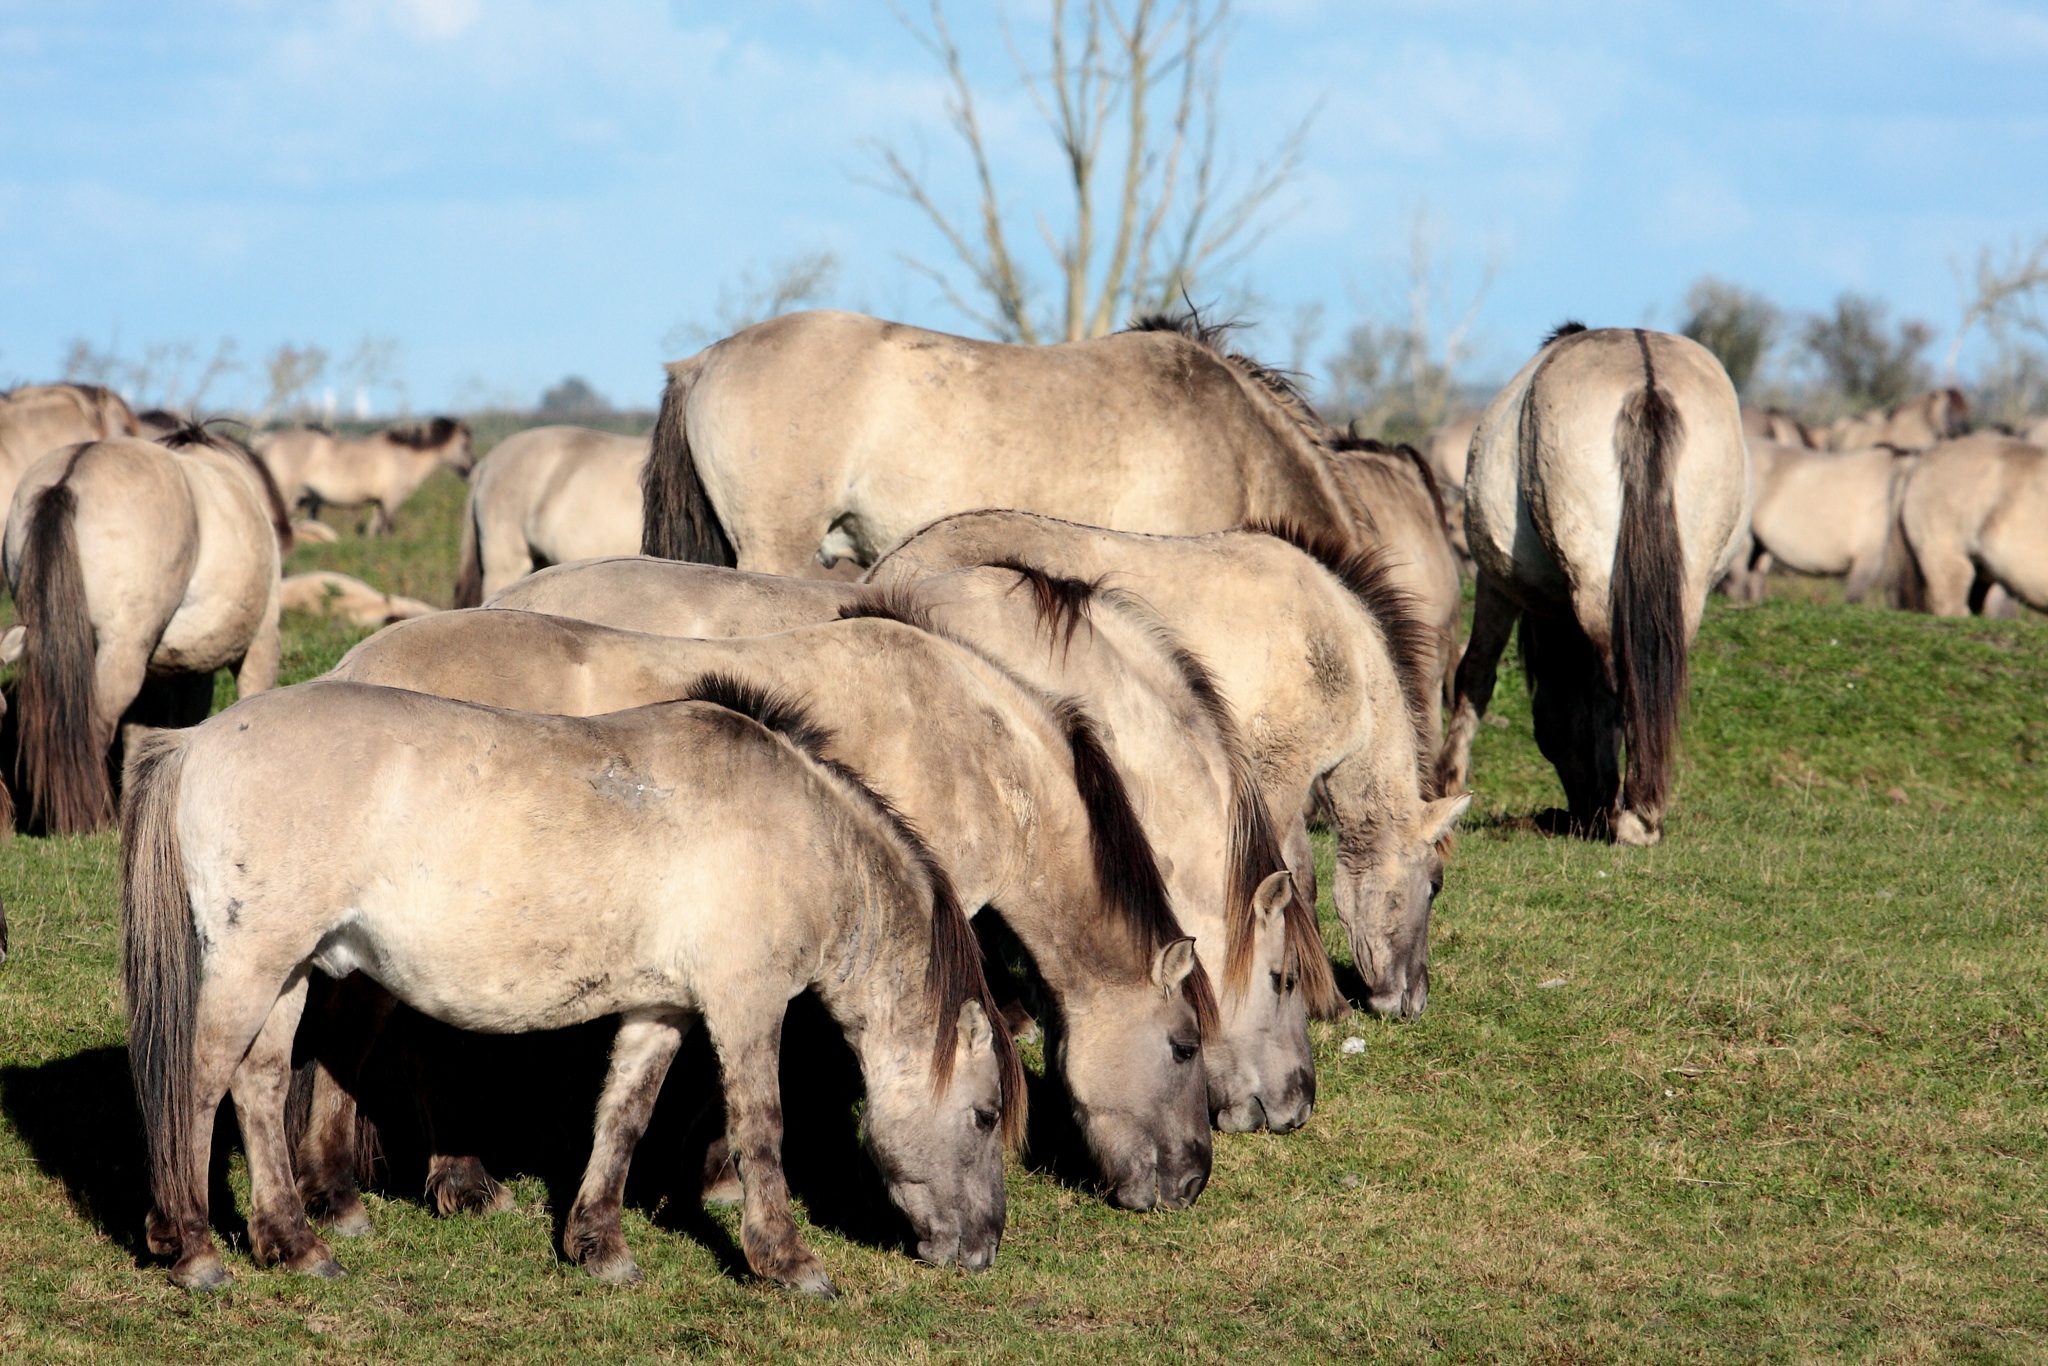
[1152,937,1198,994]
[957,999,993,1055]
[1422,793,1472,845]
[1253,871,1292,924]
[0,624,23,666]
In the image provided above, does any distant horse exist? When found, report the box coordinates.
[1414,412,1481,566]
[324,608,1214,1211]
[1741,405,1815,450]
[278,570,438,627]
[120,684,1019,1292]
[452,424,645,606]
[2021,415,2048,447]
[258,417,473,534]
[1897,433,2048,615]
[638,309,1359,573]
[1324,437,1465,724]
[489,558,1323,1128]
[0,383,139,562]
[1722,442,1916,604]
[2,427,291,834]
[1822,388,1970,452]
[1437,325,1748,847]
[869,513,1467,1019]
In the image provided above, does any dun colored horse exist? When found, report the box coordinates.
[122,683,1020,1292]
[453,424,645,605]
[319,608,1215,1212]
[1723,442,1917,604]
[1822,388,1970,452]
[869,513,1467,1019]
[1438,325,1748,847]
[258,417,473,534]
[1,426,291,833]
[0,384,139,564]
[638,309,1359,573]
[1898,433,2048,614]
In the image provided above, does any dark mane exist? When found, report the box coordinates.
[386,415,465,450]
[989,560,1099,656]
[1124,305,1330,443]
[836,584,940,635]
[1329,434,1451,534]
[161,421,294,553]
[1096,586,1340,1019]
[681,673,1026,1147]
[1244,520,1438,790]
[1543,320,1590,347]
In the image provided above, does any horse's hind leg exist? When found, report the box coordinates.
[412,1029,518,1217]
[710,1001,835,1295]
[1435,572,1520,798]
[297,972,398,1236]
[1522,614,1621,837]
[231,972,343,1277]
[236,585,283,696]
[564,1008,692,1283]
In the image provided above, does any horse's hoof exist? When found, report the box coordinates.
[1611,811,1660,847]
[299,1258,346,1281]
[170,1257,233,1293]
[323,1206,374,1239]
[785,1268,837,1299]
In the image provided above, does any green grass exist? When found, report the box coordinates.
[1,490,2045,1362]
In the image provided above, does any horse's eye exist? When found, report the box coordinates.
[972,1107,999,1133]
[1272,971,1298,996]
[1171,1040,1199,1064]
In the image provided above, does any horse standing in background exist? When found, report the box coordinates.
[1437,325,1749,847]
[258,417,473,534]
[452,424,646,605]
[0,384,140,561]
[1897,433,2048,615]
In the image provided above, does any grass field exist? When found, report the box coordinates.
[1,473,2044,1363]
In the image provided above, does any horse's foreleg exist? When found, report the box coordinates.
[1913,537,1976,616]
[1435,572,1519,798]
[231,973,343,1278]
[714,1005,835,1295]
[563,1008,691,1283]
[235,586,283,696]
[370,502,395,536]
[297,972,398,1237]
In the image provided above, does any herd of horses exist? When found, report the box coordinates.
[0,307,2040,1297]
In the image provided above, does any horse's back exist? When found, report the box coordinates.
[1751,445,1895,575]
[490,556,859,636]
[527,429,646,564]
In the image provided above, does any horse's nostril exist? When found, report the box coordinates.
[1178,1171,1207,1204]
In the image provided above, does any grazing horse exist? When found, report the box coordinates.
[320,609,1212,1212]
[1323,437,1465,724]
[869,513,1468,1019]
[487,558,1323,1128]
[1898,433,2048,615]
[122,683,1020,1292]
[1823,388,1970,453]
[1723,442,1917,604]
[1,427,291,834]
[0,384,139,560]
[638,309,1358,574]
[258,417,473,534]
[452,424,646,606]
[1437,325,1748,847]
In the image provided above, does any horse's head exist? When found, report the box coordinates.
[1054,937,1213,1210]
[1332,792,1469,1020]
[862,998,1011,1271]
[1203,869,1317,1133]
[435,418,476,476]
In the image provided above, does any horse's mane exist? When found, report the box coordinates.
[1124,306,1332,446]
[1243,520,1437,790]
[161,421,295,553]
[840,581,1221,1034]
[998,559,1338,1018]
[386,415,465,450]
[1543,320,1590,346]
[1330,433,1451,536]
[681,672,1025,1146]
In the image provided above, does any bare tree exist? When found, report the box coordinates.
[61,336,241,412]
[663,251,841,353]
[260,343,330,423]
[867,0,1308,344]
[1800,294,1932,414]
[1680,277,1779,396]
[1944,238,2048,426]
[1325,213,1495,442]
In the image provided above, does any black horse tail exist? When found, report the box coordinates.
[640,357,734,565]
[452,478,485,608]
[1610,331,1690,831]
[15,460,113,833]
[1881,455,1927,611]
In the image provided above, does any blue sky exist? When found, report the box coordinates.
[3,0,2044,411]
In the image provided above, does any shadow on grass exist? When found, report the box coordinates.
[0,1045,254,1262]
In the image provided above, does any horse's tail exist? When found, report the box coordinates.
[639,357,734,565]
[452,478,485,608]
[15,465,114,833]
[120,726,201,1246]
[1882,456,1927,612]
[1610,334,1690,829]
